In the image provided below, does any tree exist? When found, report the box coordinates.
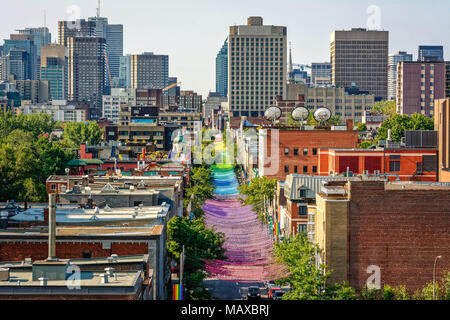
[376,113,434,143]
[273,233,330,300]
[371,100,396,117]
[358,141,373,149]
[355,122,367,132]
[0,129,74,202]
[238,176,277,222]
[185,166,214,218]
[62,121,103,147]
[167,217,226,300]
[0,111,54,139]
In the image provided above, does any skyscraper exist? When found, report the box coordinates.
[228,16,287,117]
[3,34,36,80]
[67,37,106,120]
[16,27,51,80]
[418,46,444,62]
[216,39,228,98]
[1,50,29,81]
[130,53,169,90]
[88,15,124,87]
[40,44,67,100]
[388,51,413,101]
[396,61,446,117]
[331,28,389,101]
[119,54,132,88]
[58,20,96,47]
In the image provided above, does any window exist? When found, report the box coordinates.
[299,189,307,198]
[298,224,307,234]
[284,166,290,173]
[303,148,308,156]
[294,166,298,173]
[303,166,308,173]
[313,166,318,174]
[312,148,317,156]
[390,161,401,172]
[284,148,289,156]
[294,148,299,156]
[50,184,56,190]
[299,206,307,216]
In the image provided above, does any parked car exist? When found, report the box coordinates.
[247,286,261,300]
[272,290,286,301]
[268,287,282,299]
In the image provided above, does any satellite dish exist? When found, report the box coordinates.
[264,106,282,121]
[313,108,332,124]
[291,107,309,122]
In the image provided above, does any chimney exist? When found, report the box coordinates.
[101,273,109,284]
[346,119,354,131]
[46,194,58,262]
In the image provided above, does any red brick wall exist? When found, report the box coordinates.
[347,181,450,293]
[0,241,149,262]
[265,130,359,181]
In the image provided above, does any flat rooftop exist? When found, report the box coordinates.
[0,270,142,288]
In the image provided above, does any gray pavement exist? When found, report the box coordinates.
[204,279,268,300]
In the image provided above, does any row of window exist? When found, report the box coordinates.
[285,148,318,156]
[285,165,318,174]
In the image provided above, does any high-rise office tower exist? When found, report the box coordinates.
[418,46,444,62]
[130,53,169,90]
[331,28,389,101]
[89,13,124,88]
[396,61,445,117]
[3,34,36,80]
[388,51,413,101]
[119,54,132,88]
[311,62,331,87]
[16,27,51,80]
[67,37,106,120]
[1,50,29,81]
[40,44,67,100]
[58,20,96,47]
[228,16,287,117]
[446,62,450,98]
[216,39,228,97]
[163,77,180,108]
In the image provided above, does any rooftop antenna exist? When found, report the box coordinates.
[97,0,101,18]
[288,42,293,75]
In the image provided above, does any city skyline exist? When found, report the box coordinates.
[1,0,449,97]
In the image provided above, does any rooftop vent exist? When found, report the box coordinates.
[39,277,48,286]
[0,268,10,281]
[100,273,109,284]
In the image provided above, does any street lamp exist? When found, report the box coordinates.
[433,255,442,300]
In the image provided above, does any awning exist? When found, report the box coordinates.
[67,159,88,167]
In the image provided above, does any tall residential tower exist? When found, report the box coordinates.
[331,28,388,101]
[228,16,287,117]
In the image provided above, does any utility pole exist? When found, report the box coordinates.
[433,255,442,300]
[180,245,185,285]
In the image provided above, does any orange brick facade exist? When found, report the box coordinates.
[347,181,450,293]
[319,148,438,181]
[262,129,359,181]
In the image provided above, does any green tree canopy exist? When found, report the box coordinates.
[0,129,74,202]
[238,176,277,222]
[370,100,396,117]
[62,121,103,147]
[376,113,434,143]
[0,111,55,139]
[167,216,226,300]
[273,233,356,300]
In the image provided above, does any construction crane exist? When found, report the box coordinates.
[105,52,114,88]
[162,82,181,92]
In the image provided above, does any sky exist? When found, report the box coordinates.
[1,0,449,97]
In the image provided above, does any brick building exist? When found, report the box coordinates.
[318,147,438,182]
[435,98,450,182]
[258,123,358,181]
[312,180,450,292]
[0,225,168,300]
